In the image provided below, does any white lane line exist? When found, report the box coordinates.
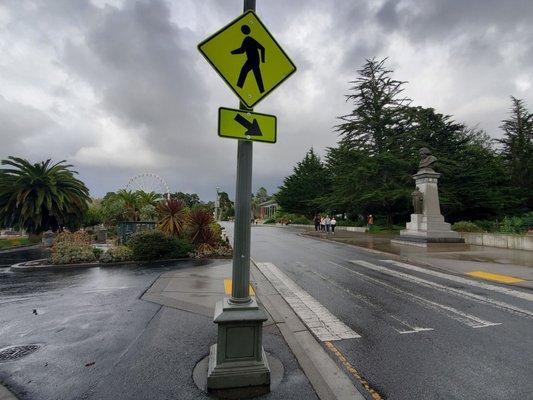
[308,268,434,335]
[329,261,501,329]
[380,260,533,302]
[352,260,533,319]
[256,262,360,341]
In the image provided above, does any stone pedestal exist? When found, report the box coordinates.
[207,297,270,394]
[394,168,463,246]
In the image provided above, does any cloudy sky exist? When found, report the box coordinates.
[1,0,532,201]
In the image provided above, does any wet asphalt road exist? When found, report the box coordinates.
[224,223,533,400]
[0,255,316,400]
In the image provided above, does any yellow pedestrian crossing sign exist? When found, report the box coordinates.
[218,107,276,143]
[198,11,296,108]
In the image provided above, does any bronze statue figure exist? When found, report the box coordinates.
[418,147,437,170]
[411,186,424,214]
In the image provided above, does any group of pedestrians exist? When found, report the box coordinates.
[314,215,336,233]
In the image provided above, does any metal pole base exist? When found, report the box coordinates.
[207,298,271,391]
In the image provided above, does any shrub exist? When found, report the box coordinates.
[498,217,527,233]
[452,221,484,232]
[55,231,91,245]
[51,242,96,264]
[263,218,276,224]
[100,245,133,263]
[190,242,233,259]
[127,230,194,261]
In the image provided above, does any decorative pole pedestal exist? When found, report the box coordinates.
[392,148,464,247]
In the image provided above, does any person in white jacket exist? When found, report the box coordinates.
[331,217,337,234]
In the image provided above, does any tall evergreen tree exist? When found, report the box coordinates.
[276,149,331,218]
[336,58,411,154]
[498,97,533,209]
[329,58,412,225]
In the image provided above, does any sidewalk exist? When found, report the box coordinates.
[301,230,533,289]
[142,261,366,400]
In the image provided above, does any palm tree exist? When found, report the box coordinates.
[156,198,187,235]
[136,191,162,208]
[0,157,90,234]
[112,190,140,221]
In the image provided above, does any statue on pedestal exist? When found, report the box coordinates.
[411,187,423,214]
[418,147,437,170]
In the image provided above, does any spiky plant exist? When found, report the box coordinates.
[156,198,187,236]
[0,156,90,233]
[186,207,217,249]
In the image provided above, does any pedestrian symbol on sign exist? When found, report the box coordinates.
[231,25,265,93]
[197,11,296,108]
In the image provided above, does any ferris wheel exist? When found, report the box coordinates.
[125,173,170,197]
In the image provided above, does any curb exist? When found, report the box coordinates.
[251,258,366,400]
[0,384,18,400]
[9,257,203,272]
[300,232,533,291]
[0,244,44,254]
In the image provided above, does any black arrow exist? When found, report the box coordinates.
[234,113,262,136]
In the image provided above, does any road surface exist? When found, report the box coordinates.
[225,223,533,400]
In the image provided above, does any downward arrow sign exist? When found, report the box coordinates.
[234,114,263,136]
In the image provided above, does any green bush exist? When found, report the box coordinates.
[263,218,276,224]
[452,221,484,232]
[498,217,527,233]
[126,230,194,261]
[51,242,96,265]
[100,245,133,263]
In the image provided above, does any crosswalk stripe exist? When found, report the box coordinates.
[307,268,434,335]
[354,260,533,319]
[381,260,533,302]
[256,262,361,341]
[329,261,501,329]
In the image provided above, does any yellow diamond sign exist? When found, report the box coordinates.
[198,11,296,108]
[218,107,276,143]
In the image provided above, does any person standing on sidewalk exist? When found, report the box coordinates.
[314,214,320,231]
[367,214,374,231]
[331,217,336,234]
[325,215,331,233]
[320,216,325,232]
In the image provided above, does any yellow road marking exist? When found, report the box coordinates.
[224,279,255,295]
[325,341,383,400]
[466,271,525,284]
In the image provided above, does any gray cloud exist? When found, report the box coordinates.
[1,0,532,201]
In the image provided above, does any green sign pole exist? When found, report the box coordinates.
[206,0,271,393]
[231,0,256,303]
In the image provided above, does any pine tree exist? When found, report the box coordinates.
[276,149,331,218]
[498,97,533,209]
[336,58,411,154]
[329,58,412,226]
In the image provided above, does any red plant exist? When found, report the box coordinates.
[156,198,187,236]
[187,207,216,247]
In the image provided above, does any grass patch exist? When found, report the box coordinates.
[0,237,32,250]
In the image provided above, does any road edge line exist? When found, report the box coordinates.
[251,258,366,400]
